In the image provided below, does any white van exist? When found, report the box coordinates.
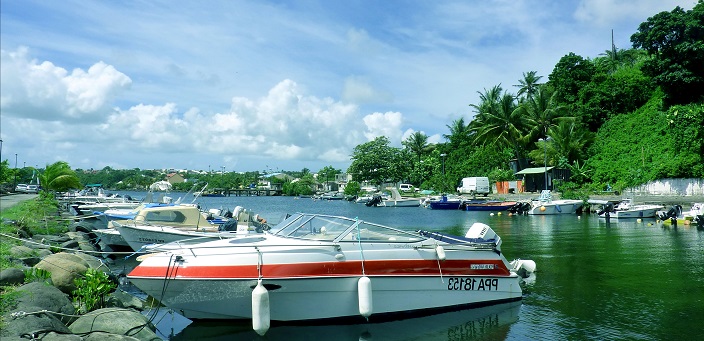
[457,177,490,196]
[399,184,415,192]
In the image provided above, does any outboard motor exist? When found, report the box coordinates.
[596,203,614,216]
[218,218,238,232]
[657,205,682,220]
[365,195,383,207]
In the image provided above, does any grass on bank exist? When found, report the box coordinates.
[1,193,70,324]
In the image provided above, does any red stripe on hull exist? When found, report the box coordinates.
[128,259,511,279]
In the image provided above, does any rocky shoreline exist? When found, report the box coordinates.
[1,196,163,341]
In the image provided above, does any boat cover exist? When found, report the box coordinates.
[418,230,496,245]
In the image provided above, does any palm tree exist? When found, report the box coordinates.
[403,131,432,163]
[514,71,543,102]
[443,118,470,147]
[519,85,575,142]
[38,161,82,192]
[470,92,529,168]
[547,121,593,165]
[470,85,503,116]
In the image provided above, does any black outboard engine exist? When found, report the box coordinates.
[657,205,682,220]
[218,218,238,232]
[365,195,383,207]
[596,203,615,216]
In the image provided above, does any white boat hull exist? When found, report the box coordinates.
[528,200,583,215]
[116,223,241,251]
[129,271,522,321]
[599,207,661,219]
[93,228,130,251]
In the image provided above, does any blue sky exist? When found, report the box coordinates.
[0,0,695,173]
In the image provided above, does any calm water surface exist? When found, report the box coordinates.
[116,193,704,340]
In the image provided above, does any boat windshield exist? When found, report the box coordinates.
[269,213,424,242]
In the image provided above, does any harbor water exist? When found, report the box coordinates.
[115,193,704,340]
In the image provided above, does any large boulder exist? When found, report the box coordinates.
[9,245,34,258]
[106,290,144,310]
[34,253,89,293]
[34,252,113,294]
[66,231,99,252]
[0,282,75,339]
[69,308,161,341]
[0,267,25,285]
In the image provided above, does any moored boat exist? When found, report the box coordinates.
[527,190,583,215]
[126,213,535,335]
[462,199,518,211]
[428,195,463,210]
[597,198,663,219]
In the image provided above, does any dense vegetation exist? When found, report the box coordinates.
[1,3,702,197]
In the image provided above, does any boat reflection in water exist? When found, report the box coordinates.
[168,301,522,341]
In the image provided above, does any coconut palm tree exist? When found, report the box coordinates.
[37,161,82,192]
[514,71,543,102]
[443,118,470,148]
[470,92,529,169]
[519,85,575,143]
[403,131,433,163]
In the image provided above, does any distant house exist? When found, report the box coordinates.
[166,173,185,185]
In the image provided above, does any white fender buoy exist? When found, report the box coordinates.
[435,245,446,261]
[252,280,270,336]
[521,260,537,273]
[358,276,373,318]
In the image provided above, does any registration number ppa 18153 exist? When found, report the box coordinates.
[447,277,499,291]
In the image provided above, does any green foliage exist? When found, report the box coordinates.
[38,161,82,192]
[631,1,704,105]
[72,269,117,313]
[0,195,67,237]
[548,52,596,104]
[348,136,408,185]
[585,91,704,186]
[344,181,361,196]
[487,168,516,182]
[576,63,654,131]
[24,268,52,284]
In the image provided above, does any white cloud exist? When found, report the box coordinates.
[362,111,404,144]
[341,76,393,104]
[0,47,131,122]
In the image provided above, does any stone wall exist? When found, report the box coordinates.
[628,178,704,196]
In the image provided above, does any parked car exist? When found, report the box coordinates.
[25,185,39,193]
[15,184,28,193]
[399,184,416,192]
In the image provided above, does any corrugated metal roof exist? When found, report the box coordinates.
[515,166,554,175]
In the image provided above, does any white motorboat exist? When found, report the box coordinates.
[527,190,583,215]
[94,204,231,252]
[657,203,704,226]
[127,213,535,336]
[115,207,268,251]
[597,198,663,219]
[366,188,420,207]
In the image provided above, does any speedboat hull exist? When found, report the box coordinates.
[599,206,662,219]
[129,256,522,321]
[528,200,583,215]
[128,272,522,321]
[115,223,239,251]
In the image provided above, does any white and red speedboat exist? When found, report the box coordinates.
[127,213,534,335]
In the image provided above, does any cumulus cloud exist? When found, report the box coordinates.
[362,111,404,144]
[0,47,131,122]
